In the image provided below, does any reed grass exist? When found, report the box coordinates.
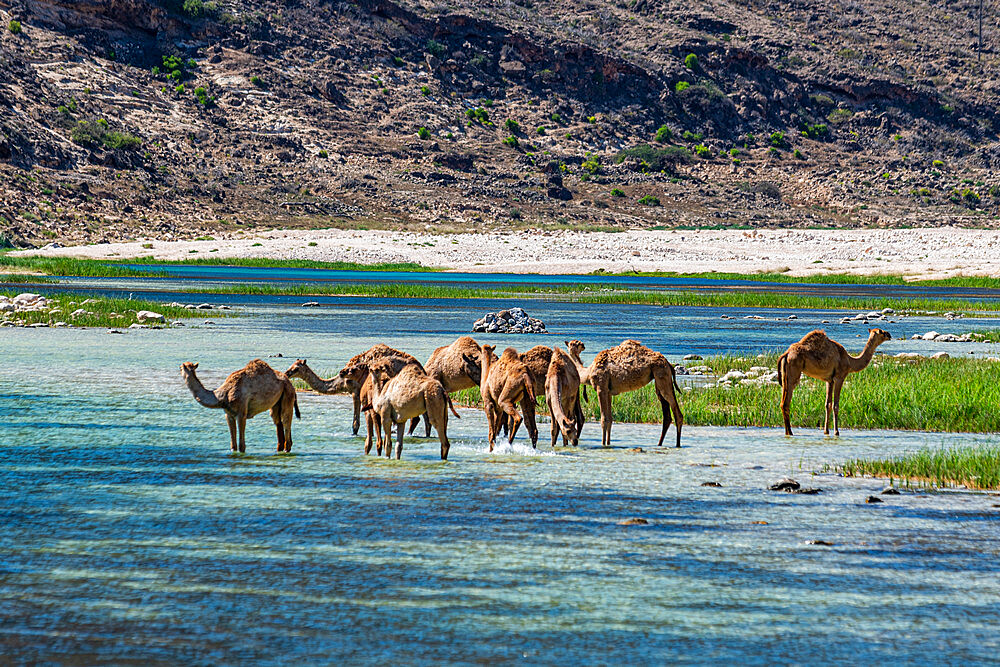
[837,446,1000,489]
[598,269,1000,289]
[453,355,1000,433]
[0,274,55,284]
[181,281,1000,314]
[0,255,436,277]
[0,291,209,328]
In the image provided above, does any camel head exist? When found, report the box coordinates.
[180,361,199,378]
[366,359,394,389]
[285,359,309,379]
[867,328,892,345]
[480,344,497,363]
[565,340,585,357]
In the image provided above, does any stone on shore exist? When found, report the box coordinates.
[136,310,166,323]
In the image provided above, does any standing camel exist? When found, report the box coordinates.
[181,359,299,453]
[340,344,423,435]
[478,345,536,451]
[777,328,891,437]
[569,339,683,448]
[367,359,459,460]
[414,336,484,436]
[287,357,417,456]
[545,347,581,447]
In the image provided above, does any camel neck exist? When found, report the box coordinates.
[847,336,881,372]
[184,372,222,408]
[298,365,338,393]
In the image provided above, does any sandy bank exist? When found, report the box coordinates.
[13,228,1000,279]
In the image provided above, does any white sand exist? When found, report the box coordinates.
[15,228,1000,279]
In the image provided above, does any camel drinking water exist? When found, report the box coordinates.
[478,345,536,451]
[180,359,299,453]
[777,328,891,436]
[545,347,582,447]
[414,336,484,437]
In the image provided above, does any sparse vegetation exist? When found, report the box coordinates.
[616,144,690,172]
[503,136,520,148]
[504,118,520,132]
[828,108,853,124]
[654,125,672,143]
[610,188,625,197]
[675,81,690,93]
[8,19,22,34]
[638,194,661,206]
[684,53,699,69]
[417,126,431,140]
[70,120,141,150]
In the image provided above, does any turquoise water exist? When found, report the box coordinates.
[3,311,1000,663]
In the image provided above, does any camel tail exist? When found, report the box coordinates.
[447,394,460,419]
[671,365,681,394]
[294,398,301,419]
[522,373,536,402]
[549,379,570,429]
[777,353,788,386]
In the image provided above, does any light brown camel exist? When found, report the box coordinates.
[340,344,423,435]
[479,345,536,451]
[287,357,416,456]
[413,336,484,436]
[181,359,299,453]
[501,345,551,445]
[545,347,581,447]
[367,358,459,460]
[570,339,683,448]
[777,328,891,437]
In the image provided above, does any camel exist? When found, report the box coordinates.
[287,357,416,456]
[478,345,536,451]
[569,339,683,448]
[181,359,299,453]
[367,358,459,460]
[413,336,484,436]
[545,347,581,447]
[340,344,423,435]
[499,345,551,445]
[777,328,891,437]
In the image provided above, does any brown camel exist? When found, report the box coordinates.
[368,359,459,460]
[340,344,423,435]
[570,339,683,448]
[287,357,416,456]
[414,336,484,436]
[181,359,299,453]
[479,345,536,451]
[545,347,581,447]
[777,328,891,437]
[500,345,551,445]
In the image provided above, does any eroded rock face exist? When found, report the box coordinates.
[472,307,547,334]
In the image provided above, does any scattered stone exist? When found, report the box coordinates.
[628,447,644,454]
[922,331,940,341]
[881,487,900,495]
[617,518,649,526]
[769,477,800,491]
[806,539,834,546]
[683,354,703,360]
[28,322,49,328]
[196,303,214,310]
[128,323,149,329]
[107,329,124,334]
[750,520,768,525]
[931,352,950,360]
[217,305,232,311]
[302,301,320,307]
[700,481,723,487]
[865,495,883,503]
[472,307,547,334]
[136,310,165,323]
[787,314,798,320]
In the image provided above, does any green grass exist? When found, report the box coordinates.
[837,446,1000,489]
[454,355,1000,433]
[0,274,55,284]
[0,255,440,278]
[170,281,1000,314]
[0,291,210,328]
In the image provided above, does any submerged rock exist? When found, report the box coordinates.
[618,518,649,526]
[865,495,884,503]
[769,477,800,491]
[881,487,901,495]
[700,481,723,487]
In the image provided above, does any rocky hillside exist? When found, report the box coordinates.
[1,0,999,247]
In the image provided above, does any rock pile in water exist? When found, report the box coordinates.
[472,307,547,334]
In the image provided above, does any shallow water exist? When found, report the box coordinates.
[3,311,1000,663]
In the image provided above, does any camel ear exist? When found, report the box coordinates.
[192,362,198,369]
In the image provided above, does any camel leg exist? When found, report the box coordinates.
[236,409,247,453]
[271,405,286,452]
[597,389,613,447]
[548,398,559,448]
[654,371,683,448]
[519,395,538,448]
[383,412,394,459]
[823,380,834,436]
[352,390,361,436]
[282,410,293,453]
[780,366,801,437]
[832,377,845,437]
[407,416,422,436]
[423,412,432,438]
[226,413,238,452]
[364,411,375,455]
[501,401,522,445]
[574,392,585,440]
[425,392,450,460]
[395,421,404,460]
[656,394,672,448]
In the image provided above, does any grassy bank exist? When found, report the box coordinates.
[0,255,437,277]
[453,355,1000,433]
[178,281,1000,314]
[595,269,1000,290]
[0,291,211,328]
[837,447,1000,489]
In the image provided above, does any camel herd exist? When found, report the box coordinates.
[180,327,892,458]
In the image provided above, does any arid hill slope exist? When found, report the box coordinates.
[1,0,999,247]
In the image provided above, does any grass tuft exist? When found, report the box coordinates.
[837,446,1000,489]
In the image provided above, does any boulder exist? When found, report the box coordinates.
[472,307,546,334]
[136,310,165,323]
[931,351,950,359]
[922,331,940,340]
